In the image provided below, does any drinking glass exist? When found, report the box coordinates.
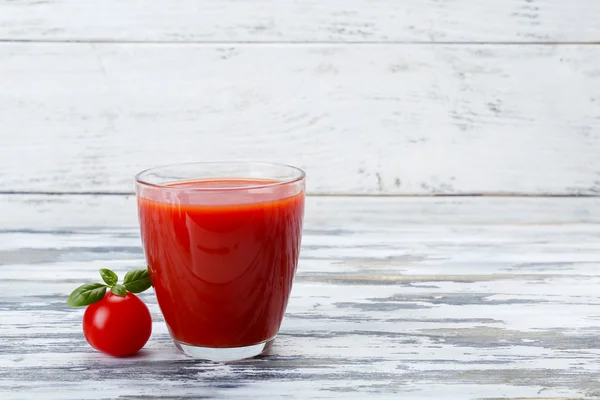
[135,162,306,361]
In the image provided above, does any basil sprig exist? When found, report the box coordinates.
[67,268,152,307]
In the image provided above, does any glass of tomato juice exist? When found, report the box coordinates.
[135,162,305,361]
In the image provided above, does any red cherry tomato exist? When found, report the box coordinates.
[83,292,152,357]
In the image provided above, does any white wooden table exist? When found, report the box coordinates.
[3,196,600,399]
[2,1,600,398]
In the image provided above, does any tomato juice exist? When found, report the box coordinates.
[137,179,305,348]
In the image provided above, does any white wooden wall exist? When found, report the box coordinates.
[1,1,599,195]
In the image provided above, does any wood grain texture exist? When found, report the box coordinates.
[1,43,599,195]
[1,0,599,43]
[1,195,600,399]
[3,194,600,229]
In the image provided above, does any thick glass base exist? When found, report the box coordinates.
[174,337,274,362]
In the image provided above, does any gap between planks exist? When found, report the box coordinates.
[1,191,599,198]
[1,39,600,46]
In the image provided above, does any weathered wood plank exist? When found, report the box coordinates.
[1,0,599,43]
[1,43,599,195]
[1,196,600,398]
[2,195,600,229]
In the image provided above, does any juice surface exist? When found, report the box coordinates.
[137,179,305,347]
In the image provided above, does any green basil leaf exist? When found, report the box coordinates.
[67,283,107,307]
[99,268,118,286]
[123,269,152,293]
[111,284,127,296]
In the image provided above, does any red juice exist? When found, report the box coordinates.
[137,179,305,348]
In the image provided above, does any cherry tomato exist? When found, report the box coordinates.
[83,292,152,357]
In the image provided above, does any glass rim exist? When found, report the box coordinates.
[135,161,306,192]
